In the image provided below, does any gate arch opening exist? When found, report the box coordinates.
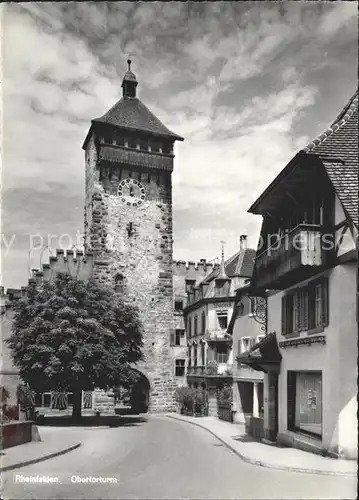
[130,370,150,414]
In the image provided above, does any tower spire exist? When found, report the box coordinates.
[217,241,229,280]
[121,58,138,98]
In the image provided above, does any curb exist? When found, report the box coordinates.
[166,415,356,478]
[0,442,81,472]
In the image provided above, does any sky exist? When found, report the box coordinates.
[1,1,358,289]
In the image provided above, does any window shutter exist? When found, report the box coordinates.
[322,277,329,327]
[308,283,315,330]
[170,331,175,346]
[298,291,303,332]
[293,292,299,332]
[302,290,309,331]
[281,296,287,335]
[287,371,296,431]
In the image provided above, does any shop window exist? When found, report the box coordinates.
[175,329,185,346]
[175,359,185,377]
[282,278,328,335]
[288,371,322,438]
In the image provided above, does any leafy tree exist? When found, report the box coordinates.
[7,273,143,420]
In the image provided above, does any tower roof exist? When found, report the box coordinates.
[82,60,184,149]
[92,97,184,141]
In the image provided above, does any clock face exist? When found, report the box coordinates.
[118,178,146,207]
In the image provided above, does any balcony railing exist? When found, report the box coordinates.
[206,330,232,342]
[255,224,324,289]
[187,363,232,377]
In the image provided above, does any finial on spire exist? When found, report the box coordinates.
[122,56,138,98]
[220,240,226,261]
[217,241,229,281]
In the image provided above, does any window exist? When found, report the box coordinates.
[215,282,230,297]
[282,278,328,335]
[249,297,257,316]
[193,344,198,366]
[188,317,192,338]
[175,329,185,346]
[217,311,228,330]
[257,335,265,343]
[240,337,253,353]
[216,343,228,364]
[194,315,198,335]
[201,311,206,333]
[288,371,322,438]
[175,359,185,377]
[175,300,183,311]
[185,279,196,293]
[187,347,191,367]
[200,343,205,366]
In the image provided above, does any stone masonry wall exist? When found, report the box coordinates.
[85,138,178,412]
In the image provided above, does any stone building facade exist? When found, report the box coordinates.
[172,260,216,386]
[82,61,185,412]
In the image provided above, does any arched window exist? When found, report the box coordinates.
[114,273,124,294]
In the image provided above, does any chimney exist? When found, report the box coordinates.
[240,235,247,251]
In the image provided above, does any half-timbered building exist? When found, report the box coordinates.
[239,90,358,459]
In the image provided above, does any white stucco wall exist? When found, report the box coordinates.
[269,263,357,458]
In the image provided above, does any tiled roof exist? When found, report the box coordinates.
[203,248,255,283]
[322,160,358,226]
[99,146,174,172]
[302,90,358,226]
[237,248,256,277]
[93,97,184,141]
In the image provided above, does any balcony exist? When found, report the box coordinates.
[187,363,232,378]
[206,330,232,342]
[255,224,326,290]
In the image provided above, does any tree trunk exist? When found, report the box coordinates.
[72,389,82,421]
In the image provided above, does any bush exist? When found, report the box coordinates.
[175,386,193,413]
[193,388,207,415]
[175,386,208,416]
[217,385,232,408]
[0,386,10,404]
[16,384,36,420]
[2,404,19,422]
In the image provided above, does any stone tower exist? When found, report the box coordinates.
[82,60,184,412]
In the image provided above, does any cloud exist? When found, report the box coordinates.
[318,3,357,38]
[1,1,358,288]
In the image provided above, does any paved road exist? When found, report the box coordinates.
[2,416,356,499]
